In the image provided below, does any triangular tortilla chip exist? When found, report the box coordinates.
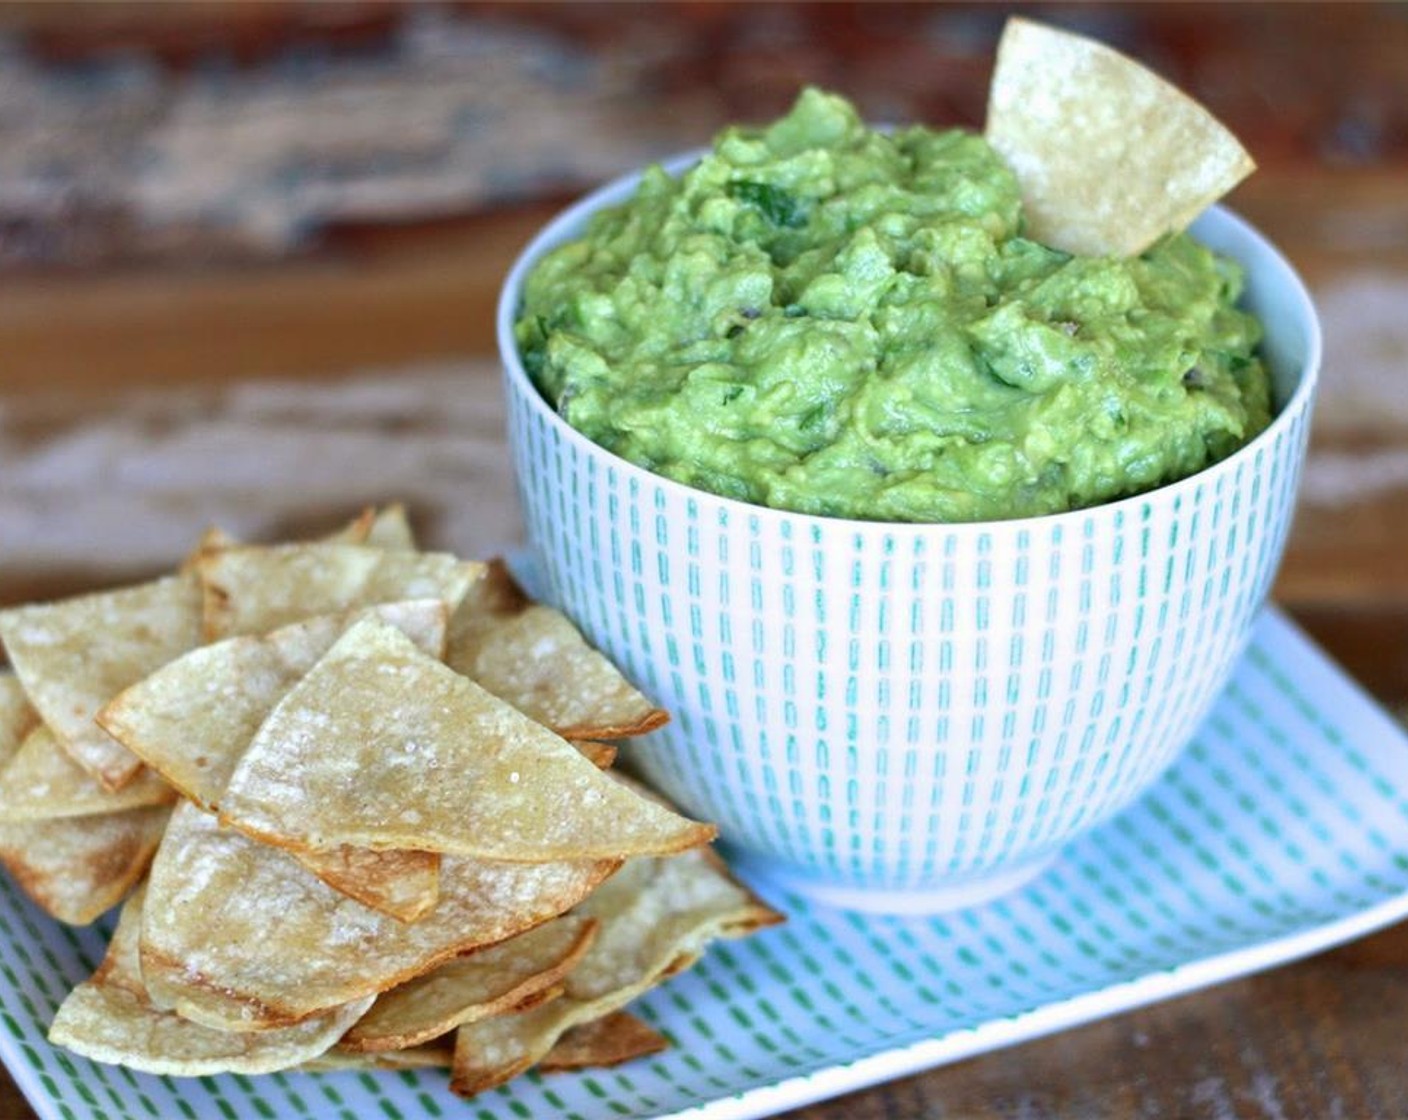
[219,617,714,862]
[0,723,175,821]
[450,844,782,1097]
[50,885,371,1075]
[0,677,33,856]
[140,800,615,1031]
[507,983,566,1014]
[573,741,617,769]
[0,679,120,918]
[99,601,448,809]
[985,17,1255,256]
[340,913,597,1053]
[326,508,377,545]
[302,845,440,927]
[537,1011,669,1072]
[197,543,481,640]
[363,504,417,551]
[99,601,448,921]
[181,526,240,572]
[0,574,202,789]
[0,804,168,925]
[448,561,667,739]
[0,674,38,761]
[302,1039,454,1072]
[182,503,412,560]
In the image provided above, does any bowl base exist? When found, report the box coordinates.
[727,848,1058,915]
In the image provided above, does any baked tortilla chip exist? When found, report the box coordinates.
[99,601,447,921]
[450,844,782,1096]
[326,507,377,545]
[0,574,202,790]
[100,600,447,808]
[538,1011,668,1072]
[448,561,667,739]
[0,804,168,925]
[363,504,417,551]
[182,526,240,570]
[340,913,597,1053]
[0,674,38,761]
[303,1039,454,1072]
[197,543,480,640]
[50,885,372,1076]
[986,17,1255,257]
[0,723,174,822]
[220,617,714,863]
[140,800,615,1031]
[303,845,440,926]
[573,741,617,769]
[183,503,412,559]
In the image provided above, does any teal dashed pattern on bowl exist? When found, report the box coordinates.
[500,163,1321,911]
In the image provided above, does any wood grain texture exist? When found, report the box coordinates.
[0,2,1402,272]
[2,170,1407,608]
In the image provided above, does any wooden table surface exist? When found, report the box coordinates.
[1,4,1407,1118]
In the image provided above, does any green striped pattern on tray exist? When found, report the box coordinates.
[2,607,1407,1120]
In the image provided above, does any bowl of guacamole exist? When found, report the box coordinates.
[496,89,1320,912]
[513,89,1273,524]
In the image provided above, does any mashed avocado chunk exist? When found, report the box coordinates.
[515,88,1272,523]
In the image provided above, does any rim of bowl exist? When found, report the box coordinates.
[497,151,1323,535]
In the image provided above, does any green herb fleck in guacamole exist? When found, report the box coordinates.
[515,88,1272,523]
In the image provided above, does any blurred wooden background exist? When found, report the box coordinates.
[0,5,1404,650]
[0,4,1406,1117]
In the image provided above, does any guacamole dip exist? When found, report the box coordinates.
[514,88,1272,523]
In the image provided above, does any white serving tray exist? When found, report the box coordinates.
[3,606,1406,1120]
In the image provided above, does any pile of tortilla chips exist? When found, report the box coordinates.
[0,506,781,1095]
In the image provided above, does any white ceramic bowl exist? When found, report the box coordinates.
[498,157,1321,913]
